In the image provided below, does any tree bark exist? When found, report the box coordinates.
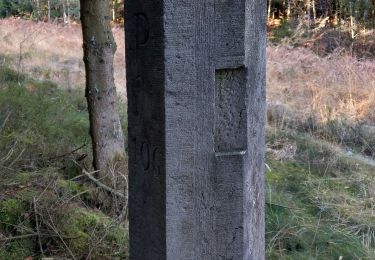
[80,0,125,179]
[112,0,117,22]
[312,0,316,20]
[350,1,355,38]
[35,0,40,21]
[268,0,272,20]
[47,0,50,23]
[62,0,67,23]
[337,4,340,36]
[306,0,311,34]
[66,0,70,24]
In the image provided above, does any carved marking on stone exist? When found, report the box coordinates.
[132,76,143,115]
[127,0,265,258]
[137,140,160,174]
[135,13,149,47]
[141,142,150,171]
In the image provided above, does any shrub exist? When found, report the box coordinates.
[0,0,33,18]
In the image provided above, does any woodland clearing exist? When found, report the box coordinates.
[0,18,374,259]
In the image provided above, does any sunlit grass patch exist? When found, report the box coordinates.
[266,127,375,259]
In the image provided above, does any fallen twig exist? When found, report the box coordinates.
[33,197,44,256]
[46,211,76,260]
[0,111,11,132]
[60,190,91,207]
[266,202,295,210]
[82,169,126,198]
[0,233,38,242]
[46,143,87,161]
[0,149,14,165]
[0,233,67,243]
[8,148,25,168]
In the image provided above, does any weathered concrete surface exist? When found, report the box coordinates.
[126,0,266,259]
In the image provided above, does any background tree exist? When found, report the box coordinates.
[80,0,125,181]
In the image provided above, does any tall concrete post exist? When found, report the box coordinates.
[126,1,266,259]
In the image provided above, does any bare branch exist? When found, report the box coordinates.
[82,169,125,198]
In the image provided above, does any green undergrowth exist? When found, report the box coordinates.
[270,20,293,43]
[266,127,375,259]
[0,66,128,259]
[0,70,89,164]
[1,64,374,259]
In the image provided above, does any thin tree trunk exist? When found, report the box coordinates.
[312,0,316,20]
[35,0,40,21]
[268,0,272,20]
[363,0,369,31]
[287,0,291,20]
[62,0,67,23]
[47,0,50,23]
[112,0,116,22]
[337,0,341,39]
[350,1,355,38]
[67,0,70,24]
[80,0,126,179]
[307,0,311,35]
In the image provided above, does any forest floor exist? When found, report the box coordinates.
[0,18,375,259]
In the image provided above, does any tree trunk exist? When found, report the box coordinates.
[350,1,355,38]
[80,0,125,180]
[62,0,67,23]
[312,0,316,20]
[112,0,116,22]
[47,0,50,23]
[307,0,311,35]
[363,0,369,31]
[35,0,40,21]
[66,0,70,24]
[337,0,341,39]
[268,0,272,20]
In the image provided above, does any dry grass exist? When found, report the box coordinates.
[265,39,375,259]
[3,18,374,124]
[267,44,375,123]
[0,18,126,96]
[1,17,375,259]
